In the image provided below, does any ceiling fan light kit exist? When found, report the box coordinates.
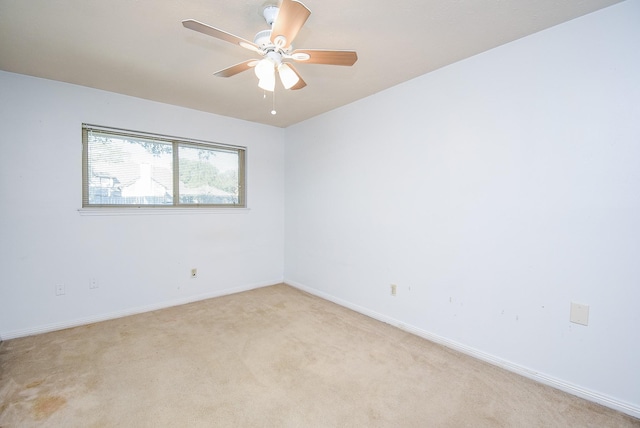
[258,74,276,92]
[182,0,358,104]
[278,63,300,89]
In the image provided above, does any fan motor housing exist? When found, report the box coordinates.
[253,29,272,47]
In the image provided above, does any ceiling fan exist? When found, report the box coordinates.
[182,0,358,92]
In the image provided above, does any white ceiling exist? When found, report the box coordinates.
[0,0,622,128]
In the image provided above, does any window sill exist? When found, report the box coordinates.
[78,207,250,216]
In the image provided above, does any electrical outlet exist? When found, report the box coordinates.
[191,268,197,278]
[55,284,65,296]
[390,284,397,296]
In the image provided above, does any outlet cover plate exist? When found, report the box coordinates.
[570,302,589,326]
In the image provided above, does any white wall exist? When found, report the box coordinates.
[284,0,640,416]
[0,71,285,338]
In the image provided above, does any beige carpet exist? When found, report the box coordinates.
[1,284,638,427]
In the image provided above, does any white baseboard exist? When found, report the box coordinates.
[0,279,281,340]
[286,279,640,420]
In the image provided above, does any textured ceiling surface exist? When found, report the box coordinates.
[0,0,622,127]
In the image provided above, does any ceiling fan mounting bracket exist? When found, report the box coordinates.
[262,4,279,27]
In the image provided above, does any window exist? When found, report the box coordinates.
[82,124,245,208]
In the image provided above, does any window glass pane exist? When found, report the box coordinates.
[178,145,240,205]
[87,131,173,205]
[83,125,245,208]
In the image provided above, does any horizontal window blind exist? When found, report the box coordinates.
[82,124,246,208]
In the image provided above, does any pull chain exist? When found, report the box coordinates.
[271,90,277,115]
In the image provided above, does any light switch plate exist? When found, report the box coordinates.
[570,302,589,326]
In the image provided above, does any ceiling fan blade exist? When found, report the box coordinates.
[270,0,311,50]
[182,19,261,53]
[290,49,358,66]
[214,60,258,78]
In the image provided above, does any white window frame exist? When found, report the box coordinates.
[82,124,246,209]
